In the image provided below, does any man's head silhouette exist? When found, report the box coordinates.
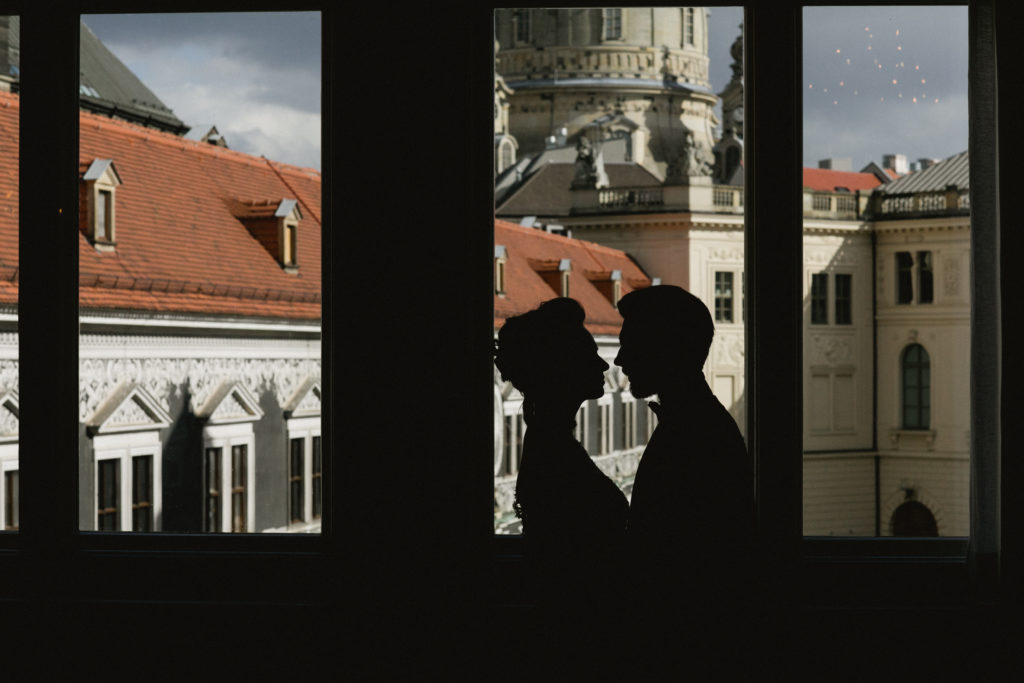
[614,285,714,399]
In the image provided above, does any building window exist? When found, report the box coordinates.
[494,245,507,296]
[97,459,120,531]
[199,385,261,532]
[918,251,934,303]
[835,273,852,325]
[282,221,298,267]
[896,251,914,304]
[290,438,305,524]
[574,403,589,448]
[620,396,637,448]
[811,272,828,324]
[500,402,525,477]
[312,436,323,520]
[685,7,695,46]
[742,271,746,323]
[603,9,622,40]
[202,422,257,533]
[204,447,221,533]
[81,158,121,249]
[596,396,612,455]
[96,189,111,241]
[514,9,531,44]
[131,455,154,532]
[714,271,734,323]
[4,469,17,531]
[285,414,322,529]
[231,445,248,533]
[902,344,931,430]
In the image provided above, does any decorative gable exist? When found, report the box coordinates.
[86,383,172,435]
[0,391,18,442]
[196,381,264,424]
[283,378,321,418]
[230,198,303,273]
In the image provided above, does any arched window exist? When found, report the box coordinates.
[891,500,938,537]
[901,344,930,429]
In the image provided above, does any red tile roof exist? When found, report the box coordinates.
[803,167,884,192]
[0,90,321,322]
[494,219,650,336]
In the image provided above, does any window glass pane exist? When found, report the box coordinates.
[76,13,322,533]
[0,15,18,536]
[493,8,746,534]
[835,273,852,324]
[811,273,828,324]
[803,6,968,537]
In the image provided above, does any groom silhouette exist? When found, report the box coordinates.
[615,285,754,672]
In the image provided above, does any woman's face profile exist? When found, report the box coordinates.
[542,325,608,403]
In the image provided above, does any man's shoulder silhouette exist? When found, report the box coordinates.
[614,285,753,565]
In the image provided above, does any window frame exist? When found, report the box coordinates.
[202,424,256,533]
[91,431,163,532]
[6,4,332,612]
[286,415,321,527]
[490,2,1007,610]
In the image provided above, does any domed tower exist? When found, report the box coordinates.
[494,7,718,183]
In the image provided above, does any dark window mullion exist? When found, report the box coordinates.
[19,13,80,562]
[746,5,803,574]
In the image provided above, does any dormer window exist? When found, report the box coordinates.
[283,220,298,268]
[532,258,571,297]
[232,198,303,273]
[494,245,508,296]
[588,269,622,306]
[80,158,122,251]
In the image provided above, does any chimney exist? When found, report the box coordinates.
[818,157,852,172]
[882,153,909,175]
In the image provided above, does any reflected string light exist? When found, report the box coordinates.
[806,18,948,110]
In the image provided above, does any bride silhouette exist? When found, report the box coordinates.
[494,297,627,673]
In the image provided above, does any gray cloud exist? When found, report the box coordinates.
[708,6,968,171]
[81,13,322,170]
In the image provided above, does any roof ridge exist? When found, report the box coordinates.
[77,103,316,173]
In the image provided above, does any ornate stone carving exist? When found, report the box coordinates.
[712,332,745,367]
[78,357,321,421]
[681,130,714,178]
[707,247,744,262]
[107,397,154,428]
[0,401,17,436]
[943,255,960,297]
[810,335,852,364]
[0,360,19,395]
[211,392,250,421]
[571,135,597,190]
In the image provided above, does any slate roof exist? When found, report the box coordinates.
[0,90,321,321]
[803,168,886,193]
[497,162,661,218]
[877,150,969,194]
[494,219,650,336]
[78,21,188,135]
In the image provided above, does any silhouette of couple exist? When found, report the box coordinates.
[494,285,754,677]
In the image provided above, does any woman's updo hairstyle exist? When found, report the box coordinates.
[493,297,586,396]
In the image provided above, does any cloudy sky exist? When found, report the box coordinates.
[82,12,321,171]
[708,6,968,172]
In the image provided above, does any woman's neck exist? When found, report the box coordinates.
[525,396,580,431]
